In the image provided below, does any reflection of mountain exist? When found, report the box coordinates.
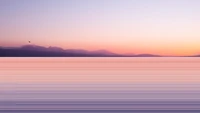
[0,45,161,57]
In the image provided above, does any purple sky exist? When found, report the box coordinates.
[1,0,200,55]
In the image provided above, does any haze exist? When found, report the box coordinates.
[1,0,200,56]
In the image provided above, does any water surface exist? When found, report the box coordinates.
[0,58,200,113]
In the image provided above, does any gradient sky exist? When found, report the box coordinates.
[1,0,200,56]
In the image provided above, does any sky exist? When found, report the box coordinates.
[1,0,200,56]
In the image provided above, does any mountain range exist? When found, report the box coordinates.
[0,45,162,57]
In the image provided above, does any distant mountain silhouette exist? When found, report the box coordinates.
[21,45,48,51]
[65,49,89,54]
[188,54,200,57]
[134,54,162,57]
[90,50,117,56]
[0,45,162,57]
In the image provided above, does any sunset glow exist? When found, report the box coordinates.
[1,0,200,56]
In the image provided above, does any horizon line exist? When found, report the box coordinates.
[0,44,199,57]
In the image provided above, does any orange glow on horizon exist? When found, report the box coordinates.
[1,41,200,56]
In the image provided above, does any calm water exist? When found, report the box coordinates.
[0,58,200,113]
